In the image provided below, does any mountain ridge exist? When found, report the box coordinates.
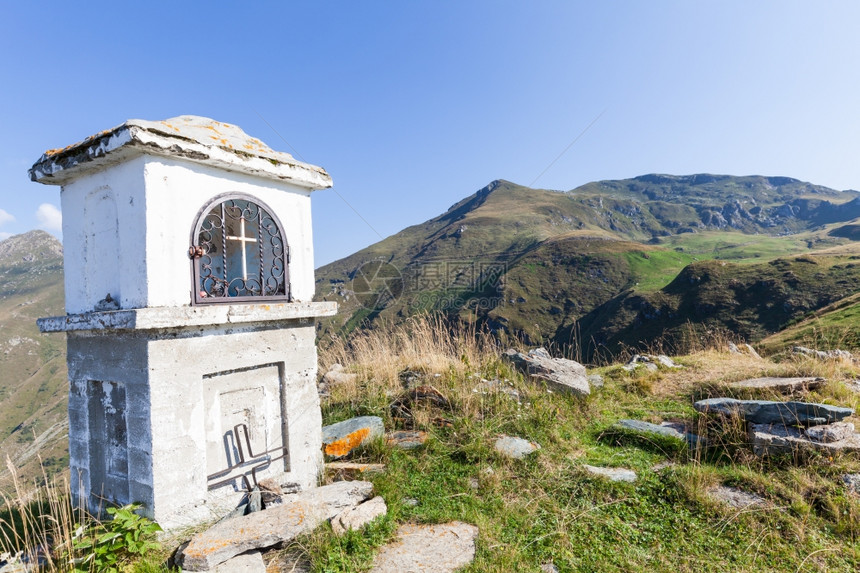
[315,173,860,357]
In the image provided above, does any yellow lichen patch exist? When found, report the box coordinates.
[324,428,370,457]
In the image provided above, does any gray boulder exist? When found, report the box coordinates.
[322,416,385,458]
[494,435,541,459]
[793,346,854,361]
[623,354,681,372]
[749,423,860,456]
[694,398,853,426]
[842,473,860,494]
[503,347,589,396]
[805,422,855,443]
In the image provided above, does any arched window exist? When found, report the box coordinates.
[190,195,290,305]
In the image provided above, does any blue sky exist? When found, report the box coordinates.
[2,2,859,265]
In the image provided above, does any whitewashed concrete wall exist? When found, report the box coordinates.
[60,154,315,314]
[65,321,323,529]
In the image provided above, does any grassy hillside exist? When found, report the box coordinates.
[0,231,67,488]
[299,317,860,572]
[574,253,860,361]
[758,292,860,353]
[315,175,860,354]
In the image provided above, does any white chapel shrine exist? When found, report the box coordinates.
[31,115,336,528]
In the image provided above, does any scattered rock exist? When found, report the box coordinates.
[541,563,560,573]
[587,374,604,388]
[257,478,283,506]
[805,422,855,443]
[213,551,266,573]
[708,486,765,509]
[398,368,427,389]
[845,380,860,394]
[611,419,700,447]
[494,435,541,459]
[177,481,373,571]
[623,354,681,372]
[402,498,419,507]
[321,364,358,387]
[386,430,428,449]
[468,477,479,490]
[331,496,387,535]
[727,377,825,394]
[841,473,860,494]
[749,423,860,456]
[793,346,854,361]
[325,462,386,481]
[582,464,637,482]
[503,347,590,396]
[370,522,478,573]
[728,342,762,359]
[694,398,853,426]
[473,378,522,400]
[651,461,676,472]
[321,416,384,458]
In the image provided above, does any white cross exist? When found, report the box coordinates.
[226,218,257,280]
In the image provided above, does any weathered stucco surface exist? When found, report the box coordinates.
[66,321,324,529]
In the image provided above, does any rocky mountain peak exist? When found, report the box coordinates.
[0,230,63,263]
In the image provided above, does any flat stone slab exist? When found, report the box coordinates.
[622,354,681,372]
[582,464,637,482]
[209,551,266,573]
[709,486,765,508]
[694,398,853,426]
[332,496,388,535]
[612,419,700,447]
[749,423,860,456]
[727,377,825,393]
[504,347,589,396]
[369,521,478,573]
[386,430,428,449]
[322,416,385,458]
[494,435,541,459]
[177,481,373,571]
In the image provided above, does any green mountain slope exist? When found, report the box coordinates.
[315,174,860,356]
[0,230,67,487]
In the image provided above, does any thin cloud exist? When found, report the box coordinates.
[36,203,62,232]
[0,208,14,227]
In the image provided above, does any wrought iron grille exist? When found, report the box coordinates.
[191,195,290,305]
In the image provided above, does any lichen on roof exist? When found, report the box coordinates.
[29,115,332,189]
